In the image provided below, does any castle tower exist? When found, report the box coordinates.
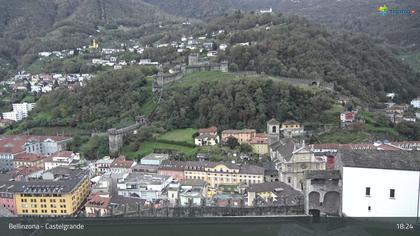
[188,53,199,66]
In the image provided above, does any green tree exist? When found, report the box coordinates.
[225,137,239,149]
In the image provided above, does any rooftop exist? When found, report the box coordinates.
[222,129,256,134]
[304,170,341,179]
[338,150,420,171]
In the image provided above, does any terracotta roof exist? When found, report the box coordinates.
[13,153,43,162]
[85,193,110,209]
[0,135,71,154]
[222,129,256,134]
[111,156,135,169]
[51,151,74,158]
[7,166,43,177]
[199,126,217,134]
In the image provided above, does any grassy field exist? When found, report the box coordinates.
[122,128,199,159]
[157,128,197,144]
[122,141,197,159]
[174,71,238,87]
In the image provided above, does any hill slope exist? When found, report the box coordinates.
[202,13,420,103]
[146,0,420,49]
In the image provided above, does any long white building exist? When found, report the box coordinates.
[336,150,420,217]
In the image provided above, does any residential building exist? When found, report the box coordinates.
[44,151,80,170]
[2,103,35,121]
[12,153,44,168]
[0,119,14,128]
[249,133,269,154]
[158,161,186,181]
[0,135,72,171]
[10,167,90,216]
[247,181,303,207]
[110,156,136,173]
[140,153,169,166]
[336,150,420,217]
[221,129,256,144]
[184,161,265,187]
[195,126,219,146]
[85,193,110,217]
[340,111,355,123]
[410,97,420,108]
[212,193,243,207]
[178,179,208,207]
[0,181,17,215]
[280,120,305,138]
[94,156,114,173]
[116,172,173,201]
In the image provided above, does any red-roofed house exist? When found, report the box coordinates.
[250,133,268,155]
[85,193,110,217]
[110,156,136,173]
[13,153,44,168]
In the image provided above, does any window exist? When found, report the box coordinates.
[368,206,371,211]
[365,187,370,196]
[287,177,291,183]
[272,126,277,133]
[390,189,395,198]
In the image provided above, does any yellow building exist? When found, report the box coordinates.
[183,162,265,188]
[250,134,269,155]
[14,167,90,216]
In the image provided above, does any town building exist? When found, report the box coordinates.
[12,153,44,168]
[0,135,72,171]
[178,179,208,207]
[336,150,420,217]
[9,167,90,216]
[116,172,173,201]
[221,129,256,144]
[140,153,169,166]
[410,97,420,108]
[94,156,114,174]
[158,161,186,181]
[195,127,219,146]
[280,120,305,138]
[2,103,35,122]
[270,139,326,190]
[43,151,80,170]
[304,170,342,216]
[85,192,110,217]
[110,156,136,173]
[340,111,355,124]
[249,133,269,155]
[247,181,303,207]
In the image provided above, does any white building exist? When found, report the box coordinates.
[140,153,169,166]
[2,103,36,121]
[44,151,80,170]
[411,97,420,108]
[337,150,420,217]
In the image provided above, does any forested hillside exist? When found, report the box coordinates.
[203,13,420,103]
[13,68,154,132]
[157,78,335,131]
[146,0,420,49]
